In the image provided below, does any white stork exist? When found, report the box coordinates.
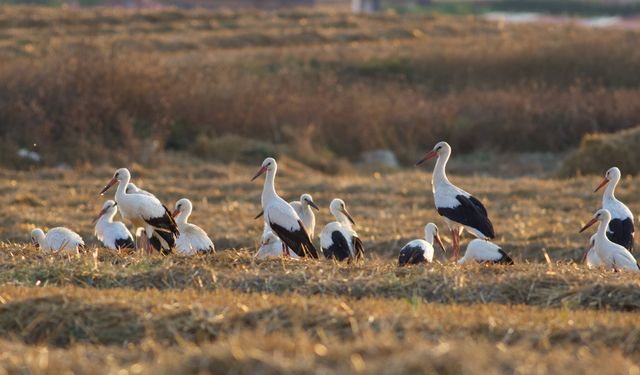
[126,183,155,198]
[255,230,300,259]
[594,167,634,251]
[251,158,318,258]
[30,227,84,255]
[580,208,639,272]
[93,200,135,250]
[416,141,495,261]
[290,194,319,238]
[320,198,364,262]
[100,168,179,255]
[398,223,445,266]
[457,239,514,265]
[583,234,604,269]
[172,198,215,256]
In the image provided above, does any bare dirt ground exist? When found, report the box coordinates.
[1,157,640,374]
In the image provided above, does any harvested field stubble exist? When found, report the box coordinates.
[1,162,640,373]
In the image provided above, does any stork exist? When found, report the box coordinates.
[172,198,215,256]
[398,223,445,266]
[30,227,84,255]
[416,141,495,261]
[126,183,155,198]
[594,167,634,251]
[457,239,514,265]
[290,194,319,238]
[255,230,299,259]
[580,208,639,272]
[93,200,135,250]
[320,198,365,262]
[99,168,179,255]
[251,158,318,258]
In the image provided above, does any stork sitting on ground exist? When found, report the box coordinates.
[172,198,215,256]
[93,200,135,251]
[457,239,514,265]
[30,227,84,255]
[398,223,445,266]
[320,198,365,262]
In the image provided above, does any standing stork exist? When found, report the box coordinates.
[99,168,179,255]
[320,198,365,262]
[30,227,84,255]
[594,167,634,251]
[172,198,215,256]
[416,141,495,261]
[580,208,639,272]
[251,158,318,258]
[398,223,445,266]
[93,200,135,250]
[457,239,513,265]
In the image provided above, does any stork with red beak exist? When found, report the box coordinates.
[580,208,639,272]
[594,167,634,251]
[398,223,445,266]
[416,141,495,261]
[251,158,318,258]
[93,200,135,250]
[99,168,178,255]
[320,198,365,262]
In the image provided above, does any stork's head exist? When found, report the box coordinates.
[93,200,117,224]
[262,230,278,246]
[100,168,130,195]
[424,222,446,253]
[251,157,277,181]
[30,228,45,248]
[172,198,193,219]
[415,141,451,166]
[594,166,621,192]
[579,208,611,233]
[301,194,319,211]
[330,198,355,225]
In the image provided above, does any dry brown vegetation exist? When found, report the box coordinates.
[2,6,640,168]
[2,159,640,373]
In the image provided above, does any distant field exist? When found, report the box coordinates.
[2,161,640,373]
[2,6,640,169]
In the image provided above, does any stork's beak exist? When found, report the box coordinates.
[341,208,355,225]
[579,217,598,233]
[307,199,320,211]
[92,207,108,225]
[255,210,264,219]
[99,177,118,195]
[172,208,181,218]
[594,177,610,193]
[435,233,446,254]
[251,166,268,181]
[580,247,590,264]
[415,149,438,166]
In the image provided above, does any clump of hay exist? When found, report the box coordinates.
[559,125,640,176]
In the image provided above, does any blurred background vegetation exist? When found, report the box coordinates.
[1,0,640,173]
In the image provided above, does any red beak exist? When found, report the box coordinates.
[251,166,268,181]
[434,233,446,254]
[91,207,108,225]
[579,217,598,233]
[99,177,118,195]
[172,208,181,218]
[594,177,609,193]
[415,150,438,166]
[255,210,264,219]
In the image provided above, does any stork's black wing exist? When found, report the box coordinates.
[607,218,634,251]
[398,245,425,266]
[437,195,495,239]
[270,220,319,259]
[323,230,351,261]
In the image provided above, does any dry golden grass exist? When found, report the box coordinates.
[2,160,640,373]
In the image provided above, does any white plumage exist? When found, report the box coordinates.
[173,198,215,256]
[93,200,135,250]
[458,239,513,265]
[126,182,155,198]
[252,158,318,258]
[255,231,299,259]
[30,227,84,255]
[585,235,604,269]
[289,193,319,238]
[595,167,634,251]
[580,208,639,273]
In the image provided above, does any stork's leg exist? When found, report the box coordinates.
[453,231,460,262]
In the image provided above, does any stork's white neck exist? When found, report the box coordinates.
[424,230,435,245]
[602,176,620,203]
[595,215,612,244]
[176,206,192,225]
[115,173,131,203]
[261,168,278,207]
[432,150,452,188]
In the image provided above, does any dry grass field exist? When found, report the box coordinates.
[2,157,640,373]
